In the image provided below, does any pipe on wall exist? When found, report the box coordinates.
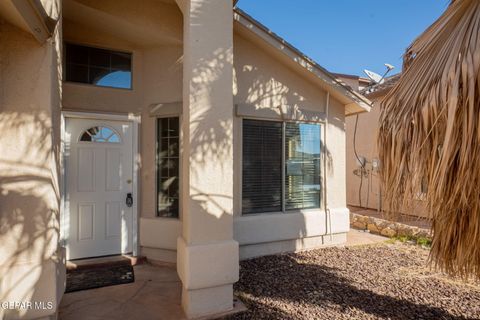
[324,92,332,240]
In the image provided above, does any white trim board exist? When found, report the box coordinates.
[235,104,326,123]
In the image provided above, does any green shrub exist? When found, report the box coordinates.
[388,235,432,248]
[416,237,432,247]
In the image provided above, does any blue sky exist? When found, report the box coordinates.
[237,0,449,77]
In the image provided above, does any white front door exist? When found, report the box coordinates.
[65,117,134,260]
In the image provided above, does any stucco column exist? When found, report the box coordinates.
[176,0,239,318]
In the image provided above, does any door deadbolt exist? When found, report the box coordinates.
[126,193,133,207]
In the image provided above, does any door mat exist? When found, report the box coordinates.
[66,259,134,293]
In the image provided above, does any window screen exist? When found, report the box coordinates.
[65,43,132,89]
[242,119,283,214]
[157,117,180,218]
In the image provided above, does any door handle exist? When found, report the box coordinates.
[126,193,133,207]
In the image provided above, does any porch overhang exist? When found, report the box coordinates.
[0,0,57,43]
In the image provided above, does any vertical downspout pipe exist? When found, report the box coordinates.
[325,92,332,241]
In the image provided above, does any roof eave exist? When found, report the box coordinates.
[1,0,53,43]
[345,101,372,116]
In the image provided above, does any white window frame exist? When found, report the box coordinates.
[240,118,326,216]
[155,115,182,219]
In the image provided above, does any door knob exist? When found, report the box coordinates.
[126,193,133,207]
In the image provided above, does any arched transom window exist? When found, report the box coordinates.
[80,126,121,143]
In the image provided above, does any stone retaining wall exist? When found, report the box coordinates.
[350,212,431,239]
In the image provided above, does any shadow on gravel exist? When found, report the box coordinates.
[230,254,469,320]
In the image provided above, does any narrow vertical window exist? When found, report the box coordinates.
[157,117,179,218]
[285,123,321,210]
[242,119,283,214]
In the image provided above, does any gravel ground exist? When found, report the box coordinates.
[228,242,480,320]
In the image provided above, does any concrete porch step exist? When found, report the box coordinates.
[66,254,145,271]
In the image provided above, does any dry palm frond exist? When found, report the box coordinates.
[378,0,480,278]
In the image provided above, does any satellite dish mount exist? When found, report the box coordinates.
[364,63,395,84]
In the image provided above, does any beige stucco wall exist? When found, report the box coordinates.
[346,97,381,210]
[345,94,427,218]
[232,31,349,257]
[0,12,64,320]
[61,0,351,264]
[233,33,328,112]
[1,1,359,318]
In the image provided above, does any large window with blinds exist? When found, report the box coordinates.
[242,119,322,214]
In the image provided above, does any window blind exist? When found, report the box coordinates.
[242,119,283,214]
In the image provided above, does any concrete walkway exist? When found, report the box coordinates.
[346,228,389,246]
[59,230,387,320]
[59,263,186,320]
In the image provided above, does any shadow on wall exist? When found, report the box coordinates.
[183,1,339,248]
[231,40,338,250]
[234,49,336,175]
[188,47,234,174]
[0,11,63,317]
[182,0,236,229]
[0,112,62,319]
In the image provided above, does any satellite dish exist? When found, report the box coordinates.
[364,69,384,84]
